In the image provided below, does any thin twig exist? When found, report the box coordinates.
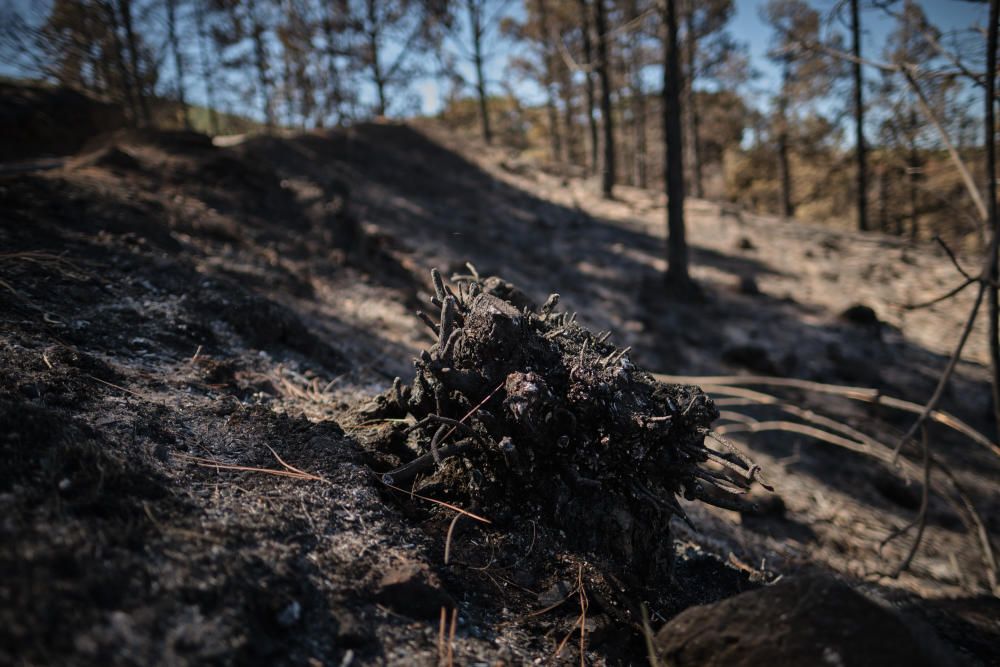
[640,603,663,667]
[444,512,462,565]
[381,480,492,524]
[883,427,931,578]
[902,278,975,310]
[934,236,975,281]
[173,452,326,482]
[439,381,505,443]
[933,455,999,591]
[894,282,987,460]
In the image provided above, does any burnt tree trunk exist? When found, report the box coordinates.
[246,0,275,130]
[166,0,189,129]
[559,41,577,163]
[630,59,648,188]
[195,1,220,134]
[118,0,150,126]
[628,0,647,188]
[578,0,599,175]
[877,163,888,233]
[908,129,920,240]
[468,0,492,144]
[612,47,632,185]
[684,4,703,198]
[322,2,343,126]
[364,271,763,593]
[101,0,138,125]
[986,0,1000,439]
[537,0,563,163]
[594,0,616,198]
[663,0,690,290]
[777,64,794,218]
[365,0,388,117]
[850,0,868,231]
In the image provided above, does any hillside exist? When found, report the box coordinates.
[1,123,998,665]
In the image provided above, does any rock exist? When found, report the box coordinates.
[654,575,954,667]
[721,343,778,375]
[374,563,453,620]
[840,303,880,327]
[737,276,760,295]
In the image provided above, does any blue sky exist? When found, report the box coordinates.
[2,0,991,122]
[734,0,988,94]
[418,0,989,117]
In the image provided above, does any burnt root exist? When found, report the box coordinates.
[364,268,766,585]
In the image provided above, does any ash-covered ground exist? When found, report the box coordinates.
[1,123,998,665]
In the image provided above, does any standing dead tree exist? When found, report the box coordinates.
[663,0,690,291]
[165,0,189,129]
[442,0,514,144]
[355,0,443,118]
[577,0,599,175]
[465,0,492,143]
[681,0,738,200]
[848,0,867,231]
[194,0,220,134]
[594,0,615,198]
[535,0,564,162]
[118,0,151,126]
[986,0,1000,440]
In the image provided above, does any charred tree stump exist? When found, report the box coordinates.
[363,269,767,586]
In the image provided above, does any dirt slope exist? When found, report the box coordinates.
[1,123,998,665]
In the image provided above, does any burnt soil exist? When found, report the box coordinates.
[1,123,999,665]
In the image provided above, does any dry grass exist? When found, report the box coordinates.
[173,444,327,482]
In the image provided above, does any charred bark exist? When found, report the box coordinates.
[166,0,189,129]
[578,0,599,174]
[684,4,703,199]
[986,0,999,440]
[536,0,563,163]
[664,0,691,289]
[468,0,492,144]
[594,0,615,197]
[850,0,868,231]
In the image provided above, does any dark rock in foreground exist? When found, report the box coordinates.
[654,575,954,667]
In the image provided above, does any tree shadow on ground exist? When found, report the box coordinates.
[238,123,998,578]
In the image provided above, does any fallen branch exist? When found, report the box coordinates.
[659,374,997,588]
[173,450,327,482]
[381,480,492,524]
[653,373,999,460]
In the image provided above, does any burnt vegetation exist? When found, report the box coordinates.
[363,269,768,585]
[2,0,1000,664]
